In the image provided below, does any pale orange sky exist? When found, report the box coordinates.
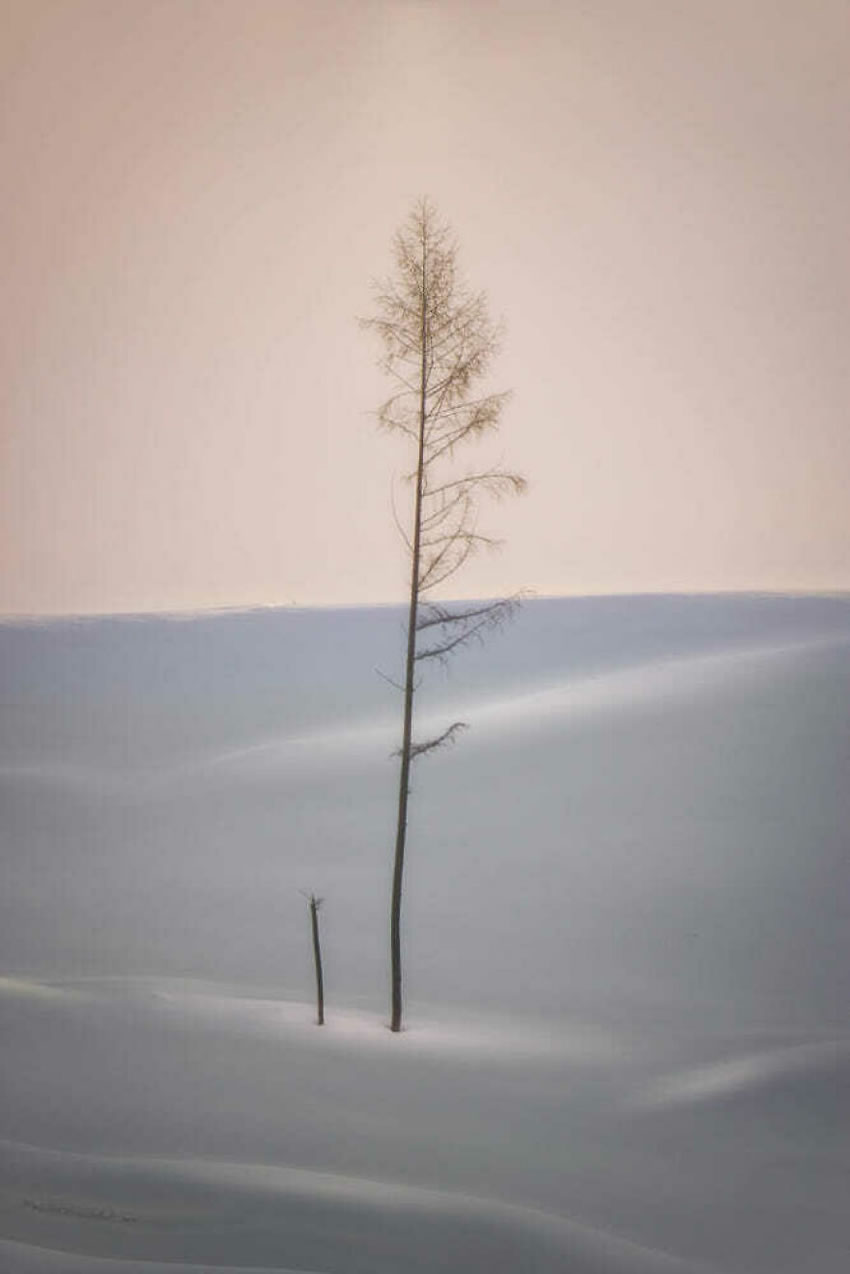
[1,0,848,616]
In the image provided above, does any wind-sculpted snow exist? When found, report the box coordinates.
[2,596,849,1272]
[190,628,850,777]
[0,1244,314,1274]
[0,1133,718,1274]
[0,975,847,1274]
[146,984,618,1063]
[16,624,827,792]
[635,1037,850,1109]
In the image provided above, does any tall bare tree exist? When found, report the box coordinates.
[362,199,525,1033]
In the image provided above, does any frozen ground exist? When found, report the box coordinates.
[1,595,849,1272]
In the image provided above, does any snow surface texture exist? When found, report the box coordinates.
[1,595,848,1273]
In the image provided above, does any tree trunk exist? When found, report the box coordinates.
[309,896,325,1026]
[389,233,428,1034]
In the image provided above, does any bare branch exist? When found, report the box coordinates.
[415,621,489,663]
[403,721,468,759]
[424,469,526,500]
[390,481,412,551]
[418,528,500,592]
[375,666,405,692]
[415,596,519,632]
[416,601,494,631]
[415,595,522,663]
[424,395,509,465]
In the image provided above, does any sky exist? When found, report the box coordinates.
[1,0,848,616]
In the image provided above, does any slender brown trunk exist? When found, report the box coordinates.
[389,232,428,1033]
[309,896,325,1026]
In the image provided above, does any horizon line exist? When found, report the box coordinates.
[2,586,850,627]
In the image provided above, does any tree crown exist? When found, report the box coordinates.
[363,199,525,594]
